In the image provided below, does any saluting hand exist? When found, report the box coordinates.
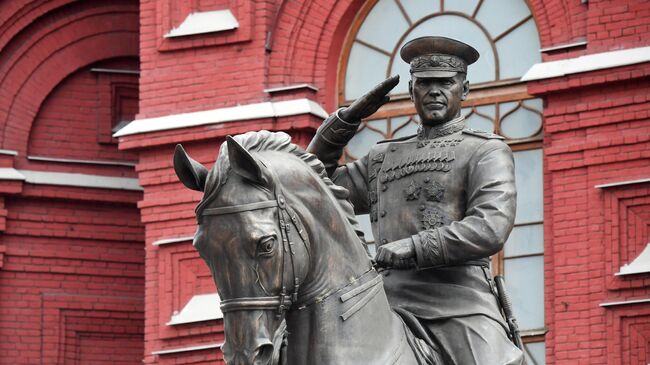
[375,238,416,270]
[339,75,400,122]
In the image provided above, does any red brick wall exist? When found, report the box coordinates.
[121,0,650,364]
[528,1,650,363]
[0,1,144,364]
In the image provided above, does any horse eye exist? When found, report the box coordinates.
[257,236,276,256]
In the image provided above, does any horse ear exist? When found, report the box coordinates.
[173,144,208,192]
[227,136,271,186]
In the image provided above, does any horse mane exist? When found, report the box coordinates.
[196,130,367,246]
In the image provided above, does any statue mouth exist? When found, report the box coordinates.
[424,101,445,110]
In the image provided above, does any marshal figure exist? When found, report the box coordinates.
[308,36,524,364]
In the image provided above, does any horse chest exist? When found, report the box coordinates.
[368,139,467,245]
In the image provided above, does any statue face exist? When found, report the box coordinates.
[409,74,469,125]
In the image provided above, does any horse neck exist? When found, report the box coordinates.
[286,178,374,305]
[285,272,413,365]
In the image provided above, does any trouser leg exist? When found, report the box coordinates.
[424,315,524,365]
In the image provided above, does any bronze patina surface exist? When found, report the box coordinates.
[308,36,524,364]
[174,36,524,365]
[174,132,439,364]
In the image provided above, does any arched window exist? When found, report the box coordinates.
[339,1,545,363]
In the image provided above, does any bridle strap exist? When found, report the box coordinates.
[220,296,292,313]
[202,200,278,216]
[201,185,308,316]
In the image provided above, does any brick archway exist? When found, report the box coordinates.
[0,0,138,153]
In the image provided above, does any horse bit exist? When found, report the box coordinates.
[200,183,311,317]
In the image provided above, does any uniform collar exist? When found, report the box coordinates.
[416,115,465,140]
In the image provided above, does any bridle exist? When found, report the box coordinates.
[200,184,311,317]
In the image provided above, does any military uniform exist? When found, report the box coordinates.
[310,111,523,364]
[308,36,524,364]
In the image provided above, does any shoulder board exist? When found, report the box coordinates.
[462,128,505,140]
[376,134,417,144]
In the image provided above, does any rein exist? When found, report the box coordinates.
[201,187,310,317]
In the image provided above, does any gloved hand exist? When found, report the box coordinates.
[339,75,399,122]
[375,237,416,269]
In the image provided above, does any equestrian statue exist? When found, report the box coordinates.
[173,37,524,365]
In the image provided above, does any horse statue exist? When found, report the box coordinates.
[173,130,438,365]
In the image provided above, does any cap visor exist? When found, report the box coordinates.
[412,70,458,78]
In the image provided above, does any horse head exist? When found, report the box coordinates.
[173,131,372,365]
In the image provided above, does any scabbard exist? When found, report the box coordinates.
[494,275,525,351]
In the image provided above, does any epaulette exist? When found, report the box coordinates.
[462,128,504,140]
[376,134,417,144]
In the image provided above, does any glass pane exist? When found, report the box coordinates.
[499,101,542,139]
[525,341,546,365]
[444,0,480,16]
[464,104,495,133]
[391,15,496,85]
[356,0,409,53]
[357,213,376,256]
[504,255,544,330]
[504,224,544,258]
[356,214,374,242]
[524,98,543,112]
[475,0,532,38]
[347,120,386,158]
[367,118,389,134]
[399,0,440,23]
[513,149,543,224]
[496,18,542,79]
[390,116,417,138]
[345,42,390,100]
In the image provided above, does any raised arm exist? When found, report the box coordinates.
[306,76,399,214]
[307,75,399,175]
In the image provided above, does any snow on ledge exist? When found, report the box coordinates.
[114,98,329,137]
[167,293,223,326]
[521,46,650,82]
[616,243,650,276]
[165,10,238,38]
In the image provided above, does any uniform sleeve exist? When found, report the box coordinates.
[307,112,370,215]
[412,139,516,268]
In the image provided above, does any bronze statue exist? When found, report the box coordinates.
[308,36,524,364]
[173,36,524,365]
[174,131,440,364]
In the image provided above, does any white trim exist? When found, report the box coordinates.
[595,178,650,189]
[521,46,650,81]
[114,98,329,137]
[519,328,548,337]
[18,170,142,191]
[616,243,650,276]
[0,149,18,156]
[539,40,587,53]
[151,342,223,356]
[0,168,25,181]
[166,293,223,325]
[28,156,136,167]
[600,298,650,307]
[164,10,238,38]
[152,236,194,246]
[89,68,140,75]
[264,83,319,93]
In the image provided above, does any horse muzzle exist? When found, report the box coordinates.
[222,319,287,365]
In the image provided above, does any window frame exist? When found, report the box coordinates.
[336,1,546,361]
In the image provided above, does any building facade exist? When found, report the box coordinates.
[0,0,649,364]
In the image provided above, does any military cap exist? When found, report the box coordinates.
[400,36,480,78]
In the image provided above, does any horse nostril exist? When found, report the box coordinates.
[253,343,274,365]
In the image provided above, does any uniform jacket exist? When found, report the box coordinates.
[309,112,516,324]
